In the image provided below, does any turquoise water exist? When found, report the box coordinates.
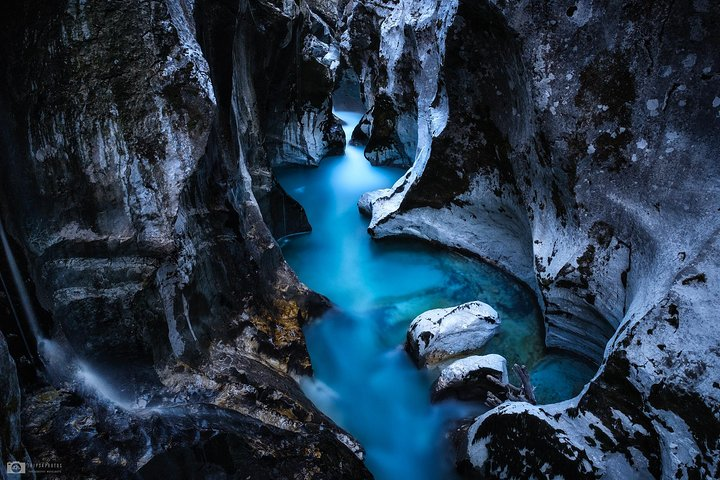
[275,111,595,480]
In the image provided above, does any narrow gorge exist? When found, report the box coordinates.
[0,0,718,479]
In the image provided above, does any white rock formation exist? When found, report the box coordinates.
[357,188,392,216]
[344,0,720,477]
[431,354,508,403]
[406,301,500,367]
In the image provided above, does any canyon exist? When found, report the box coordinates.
[1,0,718,479]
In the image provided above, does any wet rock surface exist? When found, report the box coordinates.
[0,332,28,475]
[20,370,367,480]
[406,301,500,367]
[431,354,508,404]
[0,0,368,477]
[340,0,421,167]
[1,0,718,477]
[254,0,347,167]
[345,0,720,477]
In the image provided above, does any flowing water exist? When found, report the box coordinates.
[0,219,143,410]
[0,219,43,342]
[275,110,595,480]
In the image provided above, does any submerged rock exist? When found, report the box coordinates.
[431,354,508,404]
[406,301,500,367]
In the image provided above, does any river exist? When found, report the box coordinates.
[274,110,595,480]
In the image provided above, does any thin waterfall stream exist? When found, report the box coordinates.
[0,219,142,410]
[0,219,43,343]
[275,110,596,479]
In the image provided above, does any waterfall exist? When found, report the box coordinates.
[0,218,145,410]
[0,219,69,383]
[76,361,137,410]
[0,218,44,342]
[0,261,32,355]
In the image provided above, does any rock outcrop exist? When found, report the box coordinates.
[406,301,500,367]
[340,0,424,167]
[1,0,718,476]
[0,0,369,477]
[257,1,346,167]
[0,332,27,478]
[431,354,507,404]
[344,0,720,477]
[20,360,368,479]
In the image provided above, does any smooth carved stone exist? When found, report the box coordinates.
[406,301,500,367]
[357,188,391,216]
[431,354,508,403]
[0,0,367,477]
[348,0,720,476]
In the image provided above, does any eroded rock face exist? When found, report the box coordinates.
[0,0,369,477]
[357,188,390,216]
[431,354,507,404]
[0,0,217,364]
[406,301,500,367]
[340,0,428,167]
[344,0,720,477]
[0,332,28,475]
[20,357,368,480]
[459,237,720,479]
[257,1,346,167]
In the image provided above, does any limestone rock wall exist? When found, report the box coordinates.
[340,0,432,166]
[345,0,720,477]
[0,0,368,477]
[256,1,346,167]
[0,332,27,477]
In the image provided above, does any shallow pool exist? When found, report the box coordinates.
[275,110,595,480]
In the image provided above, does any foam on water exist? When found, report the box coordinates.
[274,110,595,479]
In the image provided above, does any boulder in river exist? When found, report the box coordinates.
[431,354,508,404]
[405,301,500,367]
[358,188,392,217]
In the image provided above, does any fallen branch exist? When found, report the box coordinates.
[512,364,537,404]
[484,364,537,407]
